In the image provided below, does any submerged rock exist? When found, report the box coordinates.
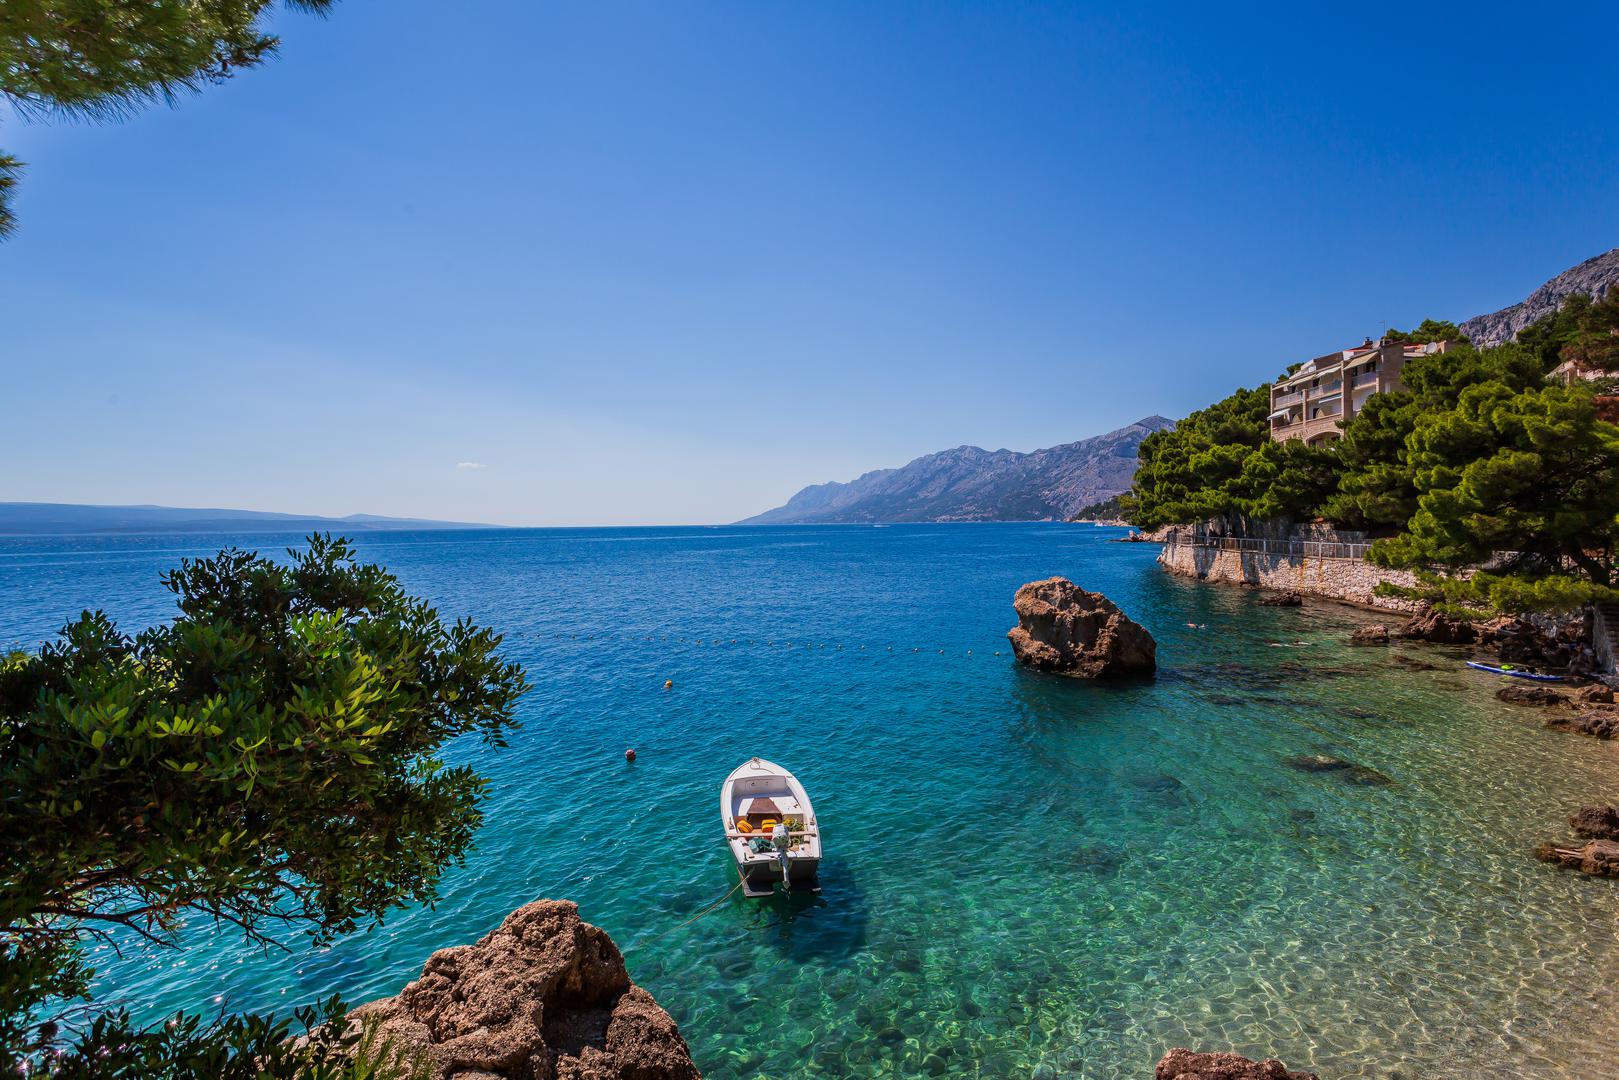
[1283,755,1393,786]
[348,900,699,1080]
[1536,839,1619,877]
[1495,684,1570,707]
[1545,708,1619,739]
[1007,577,1156,678]
[1569,805,1619,840]
[1156,1048,1319,1080]
[1258,591,1303,607]
[1398,606,1480,645]
[1348,624,1390,646]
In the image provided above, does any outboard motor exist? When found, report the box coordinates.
[772,822,791,893]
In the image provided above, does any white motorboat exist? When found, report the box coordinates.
[720,757,822,897]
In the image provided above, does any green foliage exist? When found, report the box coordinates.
[1135,302,1619,614]
[1381,319,1465,345]
[1124,385,1272,529]
[1558,289,1619,373]
[0,0,333,235]
[1368,383,1619,609]
[0,534,526,1064]
[1325,341,1546,530]
[1069,494,1126,521]
[7,996,432,1079]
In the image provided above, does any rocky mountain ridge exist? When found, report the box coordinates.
[1460,246,1619,347]
[741,416,1174,524]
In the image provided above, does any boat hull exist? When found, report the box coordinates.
[1465,661,1566,681]
[735,854,821,897]
[721,757,823,897]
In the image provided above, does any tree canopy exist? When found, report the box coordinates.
[1,535,527,1072]
[1125,303,1619,613]
[0,0,334,236]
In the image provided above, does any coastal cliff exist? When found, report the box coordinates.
[349,900,699,1080]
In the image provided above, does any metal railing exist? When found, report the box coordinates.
[1351,370,1379,388]
[1272,390,1304,407]
[1173,535,1372,560]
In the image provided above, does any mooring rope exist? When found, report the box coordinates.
[627,879,745,951]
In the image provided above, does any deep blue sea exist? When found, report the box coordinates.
[5,524,1619,1078]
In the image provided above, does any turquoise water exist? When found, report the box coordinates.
[5,524,1619,1078]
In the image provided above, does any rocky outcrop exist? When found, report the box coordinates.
[1007,578,1156,678]
[1574,682,1614,705]
[1258,591,1303,607]
[1156,1048,1318,1080]
[1569,805,1619,840]
[349,900,699,1080]
[1545,708,1619,739]
[1460,247,1619,347]
[1490,611,1595,674]
[1398,606,1481,645]
[1536,839,1619,877]
[1496,684,1570,707]
[1349,624,1390,646]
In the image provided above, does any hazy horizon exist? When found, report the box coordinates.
[4,2,1616,525]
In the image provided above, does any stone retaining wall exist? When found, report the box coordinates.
[1158,539,1424,612]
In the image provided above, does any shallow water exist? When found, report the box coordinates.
[4,524,1618,1078]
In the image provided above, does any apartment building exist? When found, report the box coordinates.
[1269,339,1450,444]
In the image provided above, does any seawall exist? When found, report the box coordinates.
[1157,537,1423,613]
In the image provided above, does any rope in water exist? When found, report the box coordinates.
[627,879,745,951]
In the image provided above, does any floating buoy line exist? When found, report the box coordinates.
[545,629,1006,659]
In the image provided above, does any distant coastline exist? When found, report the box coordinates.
[0,502,500,537]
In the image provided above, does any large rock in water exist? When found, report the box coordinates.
[349,900,699,1080]
[1156,1048,1319,1080]
[1398,605,1480,645]
[1007,577,1156,678]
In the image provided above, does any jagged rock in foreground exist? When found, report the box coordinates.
[1545,707,1619,739]
[1156,1048,1318,1080]
[1007,577,1156,678]
[350,900,699,1080]
[1574,683,1615,705]
[1569,805,1619,840]
[1398,606,1480,645]
[1495,684,1569,707]
[1536,839,1619,877]
[1257,590,1303,607]
[1348,624,1390,646]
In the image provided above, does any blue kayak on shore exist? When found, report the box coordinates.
[1465,661,1566,681]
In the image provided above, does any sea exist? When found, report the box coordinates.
[4,524,1618,1079]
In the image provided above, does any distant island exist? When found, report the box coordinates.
[740,416,1174,524]
[0,503,498,536]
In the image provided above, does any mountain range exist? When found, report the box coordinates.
[740,417,1174,524]
[1460,246,1619,347]
[0,503,495,536]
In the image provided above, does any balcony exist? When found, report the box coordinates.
[1351,370,1379,388]
[1307,379,1342,398]
[1272,390,1304,407]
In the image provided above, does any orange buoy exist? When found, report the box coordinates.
[663,679,673,690]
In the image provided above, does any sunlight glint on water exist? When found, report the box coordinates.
[4,524,1618,1078]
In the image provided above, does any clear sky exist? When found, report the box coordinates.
[3,2,1616,526]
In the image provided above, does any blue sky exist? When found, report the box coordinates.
[3,1,1616,525]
